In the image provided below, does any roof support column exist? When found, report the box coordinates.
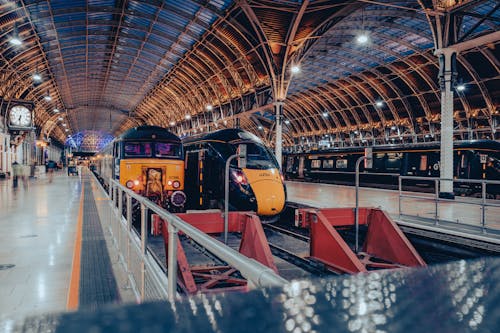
[437,48,456,199]
[274,100,284,168]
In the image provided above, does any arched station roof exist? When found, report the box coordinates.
[0,0,498,149]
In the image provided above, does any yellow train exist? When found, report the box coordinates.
[183,128,286,221]
[94,126,186,211]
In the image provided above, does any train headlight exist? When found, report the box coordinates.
[167,180,173,186]
[133,180,140,186]
[172,180,181,189]
[231,169,248,185]
[126,180,134,189]
[171,191,186,207]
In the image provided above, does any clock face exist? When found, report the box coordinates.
[9,105,31,127]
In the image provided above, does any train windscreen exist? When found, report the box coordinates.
[124,142,182,159]
[155,142,182,158]
[211,141,279,170]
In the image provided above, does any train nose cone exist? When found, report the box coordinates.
[242,169,285,216]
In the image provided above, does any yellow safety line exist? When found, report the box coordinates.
[67,178,85,310]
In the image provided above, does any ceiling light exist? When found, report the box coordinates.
[65,129,69,132]
[375,100,384,107]
[9,36,22,46]
[391,126,397,130]
[9,23,22,46]
[223,120,227,125]
[53,108,59,113]
[290,65,300,74]
[185,114,191,120]
[258,125,263,130]
[43,89,52,101]
[356,33,369,44]
[456,84,466,92]
[284,120,290,125]
[169,121,176,126]
[206,104,213,111]
[33,73,42,82]
[62,123,67,127]
[58,117,63,120]
[322,112,328,118]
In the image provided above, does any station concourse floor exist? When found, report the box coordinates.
[0,170,81,324]
[0,169,133,328]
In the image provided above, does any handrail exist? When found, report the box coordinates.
[399,175,500,185]
[398,176,500,232]
[109,179,288,299]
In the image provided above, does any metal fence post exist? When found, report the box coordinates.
[355,156,367,254]
[167,222,178,302]
[140,203,148,301]
[434,179,439,226]
[126,195,132,273]
[224,154,238,245]
[118,189,123,250]
[482,181,486,233]
[398,176,402,220]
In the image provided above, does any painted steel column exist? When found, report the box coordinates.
[275,101,284,168]
[438,49,456,199]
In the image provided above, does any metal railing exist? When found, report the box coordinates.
[95,175,288,302]
[398,176,500,232]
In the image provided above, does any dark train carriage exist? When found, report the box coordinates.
[283,140,500,195]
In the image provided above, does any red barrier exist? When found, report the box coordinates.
[309,210,367,274]
[239,214,278,273]
[364,209,426,267]
[302,207,426,274]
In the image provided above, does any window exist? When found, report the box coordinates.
[419,155,428,171]
[124,142,152,157]
[286,157,295,172]
[336,159,348,169]
[210,141,279,170]
[311,160,321,169]
[155,143,182,158]
[323,159,334,168]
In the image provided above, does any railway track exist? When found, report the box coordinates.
[262,223,309,242]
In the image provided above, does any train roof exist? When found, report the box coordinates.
[285,140,500,155]
[119,126,181,142]
[183,128,263,145]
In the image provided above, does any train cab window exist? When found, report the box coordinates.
[460,154,468,168]
[124,142,152,157]
[336,159,348,169]
[311,160,321,169]
[323,159,334,168]
[244,143,279,169]
[419,155,428,171]
[286,157,294,172]
[155,142,182,158]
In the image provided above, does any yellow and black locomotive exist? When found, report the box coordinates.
[94,126,186,211]
[183,128,286,221]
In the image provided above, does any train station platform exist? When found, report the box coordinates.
[0,169,135,327]
[286,181,500,249]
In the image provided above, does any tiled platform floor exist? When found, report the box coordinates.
[0,171,81,325]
